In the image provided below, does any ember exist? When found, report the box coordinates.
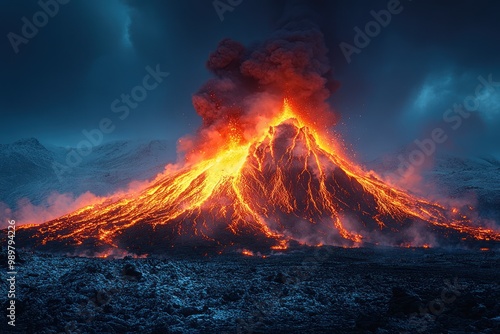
[16,100,499,255]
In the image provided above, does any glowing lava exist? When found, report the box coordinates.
[16,100,500,254]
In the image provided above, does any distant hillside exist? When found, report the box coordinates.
[0,138,176,209]
[366,149,500,223]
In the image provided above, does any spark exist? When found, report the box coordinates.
[26,99,500,251]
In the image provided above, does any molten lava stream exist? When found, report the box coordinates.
[16,99,500,254]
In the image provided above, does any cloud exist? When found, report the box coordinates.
[182,3,339,162]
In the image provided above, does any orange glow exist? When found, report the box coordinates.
[241,249,254,256]
[26,99,500,252]
[271,240,289,251]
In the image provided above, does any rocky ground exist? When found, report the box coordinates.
[1,246,499,334]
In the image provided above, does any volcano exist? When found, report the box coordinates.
[15,101,500,255]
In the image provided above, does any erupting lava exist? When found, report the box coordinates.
[16,100,500,254]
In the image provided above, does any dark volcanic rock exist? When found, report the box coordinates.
[1,247,498,333]
[179,306,203,317]
[121,263,142,280]
[274,271,288,284]
[388,287,423,315]
[222,289,243,302]
[355,311,385,331]
[454,292,488,319]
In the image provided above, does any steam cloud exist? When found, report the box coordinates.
[0,170,176,228]
[182,3,339,161]
[0,192,106,229]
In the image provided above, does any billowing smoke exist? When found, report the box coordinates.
[181,3,339,162]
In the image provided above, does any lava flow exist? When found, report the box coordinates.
[15,100,500,255]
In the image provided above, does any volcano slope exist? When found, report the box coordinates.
[14,106,500,255]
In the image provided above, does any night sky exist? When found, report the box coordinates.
[1,0,499,160]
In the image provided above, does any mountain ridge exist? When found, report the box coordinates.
[15,120,500,254]
[0,138,176,210]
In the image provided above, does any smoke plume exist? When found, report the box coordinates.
[182,3,338,162]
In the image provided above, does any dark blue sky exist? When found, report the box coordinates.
[1,0,499,160]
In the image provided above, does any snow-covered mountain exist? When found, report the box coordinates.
[0,138,176,210]
[365,149,500,223]
[1,137,499,229]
